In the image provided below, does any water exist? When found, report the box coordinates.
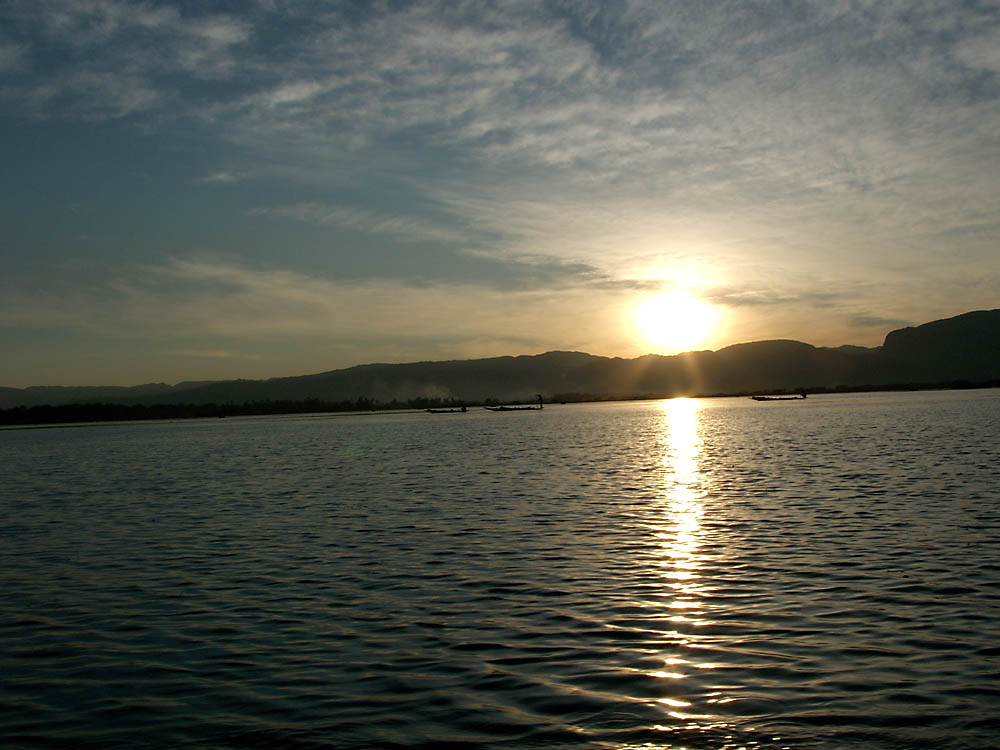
[2,390,999,749]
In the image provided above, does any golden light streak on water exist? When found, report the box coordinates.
[652,397,726,733]
[659,397,706,601]
[658,697,693,708]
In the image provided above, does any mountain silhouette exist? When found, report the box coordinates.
[2,309,997,409]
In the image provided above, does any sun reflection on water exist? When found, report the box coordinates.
[659,397,705,603]
[650,397,724,733]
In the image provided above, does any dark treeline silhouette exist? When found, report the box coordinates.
[0,396,480,426]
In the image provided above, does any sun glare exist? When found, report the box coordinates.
[635,291,717,353]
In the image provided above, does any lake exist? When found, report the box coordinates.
[2,389,999,749]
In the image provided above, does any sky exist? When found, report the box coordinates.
[1,0,998,387]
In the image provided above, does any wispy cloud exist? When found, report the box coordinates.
[172,349,262,360]
[200,170,247,184]
[0,256,638,357]
[249,203,468,246]
[0,40,26,71]
[7,1,996,205]
[954,27,1000,73]
[848,314,907,331]
[2,0,249,117]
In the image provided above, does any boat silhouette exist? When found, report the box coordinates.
[750,392,808,401]
[485,394,544,411]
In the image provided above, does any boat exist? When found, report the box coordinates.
[485,394,544,412]
[750,393,808,401]
[426,406,467,413]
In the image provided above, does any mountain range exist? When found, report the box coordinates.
[2,309,998,409]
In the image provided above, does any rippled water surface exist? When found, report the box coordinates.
[3,390,999,749]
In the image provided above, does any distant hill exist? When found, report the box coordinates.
[2,309,997,409]
[880,309,1000,383]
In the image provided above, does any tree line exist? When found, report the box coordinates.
[0,396,475,426]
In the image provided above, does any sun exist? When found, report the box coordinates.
[634,291,717,353]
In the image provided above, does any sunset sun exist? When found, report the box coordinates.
[634,291,717,353]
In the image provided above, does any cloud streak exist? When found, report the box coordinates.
[250,203,469,246]
[0,256,640,360]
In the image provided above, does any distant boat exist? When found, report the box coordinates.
[485,394,544,412]
[426,406,467,414]
[750,393,808,402]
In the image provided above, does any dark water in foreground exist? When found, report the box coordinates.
[2,390,999,749]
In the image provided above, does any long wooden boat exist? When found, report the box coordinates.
[485,395,544,411]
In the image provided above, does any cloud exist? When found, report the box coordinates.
[172,349,262,360]
[954,27,1000,74]
[255,81,326,108]
[0,257,638,359]
[7,1,996,206]
[2,0,249,118]
[200,170,246,184]
[26,70,162,120]
[0,40,26,71]
[705,287,804,309]
[848,314,907,330]
[249,203,469,246]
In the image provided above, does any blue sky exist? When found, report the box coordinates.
[2,0,998,387]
